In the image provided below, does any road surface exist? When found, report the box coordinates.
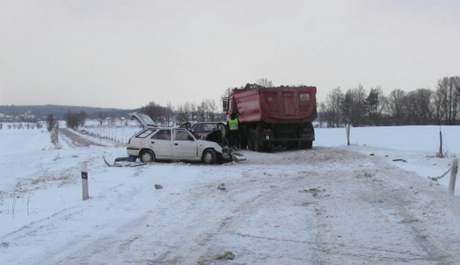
[1,148,460,265]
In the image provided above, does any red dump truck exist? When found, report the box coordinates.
[225,84,317,151]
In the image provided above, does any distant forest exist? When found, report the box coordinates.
[0,105,132,121]
[318,76,460,127]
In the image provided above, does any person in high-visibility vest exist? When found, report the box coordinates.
[228,114,240,148]
[229,117,239,131]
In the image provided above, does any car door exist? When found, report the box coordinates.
[173,129,198,160]
[150,129,173,159]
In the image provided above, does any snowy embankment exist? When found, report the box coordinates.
[316,126,460,191]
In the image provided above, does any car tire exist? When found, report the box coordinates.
[140,150,155,163]
[202,149,217,164]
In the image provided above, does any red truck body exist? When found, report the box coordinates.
[230,86,317,123]
[227,84,317,151]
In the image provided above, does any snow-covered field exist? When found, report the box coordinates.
[316,126,460,190]
[1,125,460,264]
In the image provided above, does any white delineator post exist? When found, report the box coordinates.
[346,124,351,146]
[438,129,444,158]
[81,162,89,200]
[448,159,458,196]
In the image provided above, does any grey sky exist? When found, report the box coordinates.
[1,0,460,109]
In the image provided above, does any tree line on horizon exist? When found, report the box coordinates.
[319,76,460,127]
[139,99,221,125]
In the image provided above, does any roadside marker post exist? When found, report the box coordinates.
[81,162,89,200]
[448,159,458,196]
[346,124,351,146]
[438,129,444,158]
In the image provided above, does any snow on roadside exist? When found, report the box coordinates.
[316,126,460,194]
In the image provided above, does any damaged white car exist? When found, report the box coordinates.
[127,127,231,164]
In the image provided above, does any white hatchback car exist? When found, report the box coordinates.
[127,127,230,164]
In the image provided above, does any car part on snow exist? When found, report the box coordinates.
[103,156,146,167]
[231,151,246,162]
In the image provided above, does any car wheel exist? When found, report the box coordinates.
[202,149,217,164]
[140,150,155,163]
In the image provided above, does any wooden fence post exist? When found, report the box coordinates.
[449,159,459,196]
[346,124,351,146]
[81,162,89,200]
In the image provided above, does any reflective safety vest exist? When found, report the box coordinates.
[228,118,239,131]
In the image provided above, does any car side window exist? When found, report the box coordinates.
[151,129,171,140]
[175,130,194,141]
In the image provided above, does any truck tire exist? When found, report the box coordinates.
[254,126,262,152]
[300,141,313,149]
[247,131,255,151]
[240,128,248,150]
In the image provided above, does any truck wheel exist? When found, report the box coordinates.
[140,150,155,163]
[254,127,262,152]
[202,149,217,164]
[254,140,261,152]
[301,141,313,149]
[248,131,255,151]
[240,131,248,150]
[263,142,273,152]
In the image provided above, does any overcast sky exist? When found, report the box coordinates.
[1,0,460,109]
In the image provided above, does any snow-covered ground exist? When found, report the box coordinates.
[316,126,459,191]
[1,126,460,264]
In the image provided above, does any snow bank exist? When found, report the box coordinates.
[316,125,460,155]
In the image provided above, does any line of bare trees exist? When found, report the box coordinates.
[66,111,87,129]
[319,76,460,127]
[140,99,221,125]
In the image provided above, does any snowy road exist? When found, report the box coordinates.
[60,128,105,147]
[2,146,460,265]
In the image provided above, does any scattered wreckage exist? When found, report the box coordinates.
[105,113,245,167]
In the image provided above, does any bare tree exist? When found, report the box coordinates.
[434,76,460,124]
[366,87,387,125]
[324,87,344,127]
[46,114,57,132]
[342,85,367,126]
[387,89,406,124]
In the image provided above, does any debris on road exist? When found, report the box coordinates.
[217,183,227,191]
[231,152,247,162]
[303,187,325,198]
[154,184,163,190]
[103,156,146,167]
[215,251,235,260]
[392,158,408,163]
